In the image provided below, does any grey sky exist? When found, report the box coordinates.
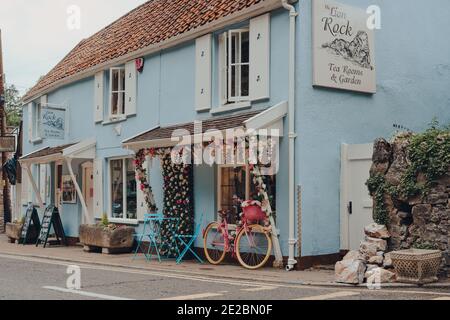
[0,0,148,95]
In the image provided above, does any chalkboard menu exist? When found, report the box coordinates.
[36,205,67,248]
[20,206,41,245]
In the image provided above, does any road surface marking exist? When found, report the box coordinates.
[43,286,133,300]
[159,293,224,300]
[2,254,449,298]
[241,286,278,292]
[294,291,360,300]
[433,297,450,300]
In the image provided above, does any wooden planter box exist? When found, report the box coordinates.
[79,224,135,254]
[5,223,38,244]
[391,249,442,285]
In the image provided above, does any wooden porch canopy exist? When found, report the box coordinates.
[19,139,96,224]
[123,101,288,150]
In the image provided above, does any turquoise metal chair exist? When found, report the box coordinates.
[175,215,204,264]
[133,213,164,262]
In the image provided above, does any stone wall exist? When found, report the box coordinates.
[370,135,450,274]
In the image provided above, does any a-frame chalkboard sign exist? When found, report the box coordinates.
[36,205,67,248]
[20,205,41,245]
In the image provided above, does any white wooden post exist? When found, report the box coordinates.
[25,164,45,209]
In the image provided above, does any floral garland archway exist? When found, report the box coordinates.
[134,137,278,254]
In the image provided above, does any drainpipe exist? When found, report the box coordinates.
[282,0,298,271]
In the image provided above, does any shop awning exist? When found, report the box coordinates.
[123,102,288,150]
[20,138,96,164]
[19,139,97,224]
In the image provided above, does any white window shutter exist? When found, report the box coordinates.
[93,158,104,219]
[195,34,212,111]
[136,160,148,221]
[125,61,137,116]
[218,32,228,106]
[94,72,104,123]
[250,13,271,101]
[27,103,33,142]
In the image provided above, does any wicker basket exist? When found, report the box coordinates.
[391,249,442,285]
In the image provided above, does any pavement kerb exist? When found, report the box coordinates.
[1,250,449,290]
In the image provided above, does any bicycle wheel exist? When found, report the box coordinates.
[203,222,227,265]
[236,224,272,270]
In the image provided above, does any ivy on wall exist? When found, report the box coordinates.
[367,121,450,225]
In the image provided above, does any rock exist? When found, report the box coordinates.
[383,253,393,268]
[360,241,378,260]
[368,255,384,265]
[366,264,379,273]
[365,268,396,283]
[397,211,412,220]
[343,250,365,261]
[365,237,388,252]
[364,223,391,239]
[335,259,366,284]
[385,135,411,186]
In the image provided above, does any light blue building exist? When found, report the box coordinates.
[17,0,450,270]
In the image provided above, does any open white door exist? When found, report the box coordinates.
[341,143,374,251]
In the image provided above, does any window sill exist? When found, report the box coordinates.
[108,218,139,226]
[211,101,251,115]
[102,116,127,126]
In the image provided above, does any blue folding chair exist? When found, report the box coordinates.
[133,213,164,262]
[175,215,204,264]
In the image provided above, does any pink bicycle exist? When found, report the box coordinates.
[203,203,272,270]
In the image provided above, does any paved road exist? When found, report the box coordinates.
[0,254,449,301]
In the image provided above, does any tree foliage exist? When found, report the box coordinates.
[4,84,22,127]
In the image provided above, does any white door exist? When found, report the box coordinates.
[341,144,374,251]
[82,163,94,223]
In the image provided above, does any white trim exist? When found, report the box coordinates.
[340,143,350,251]
[63,138,96,159]
[244,100,287,131]
[22,0,286,104]
[121,125,160,144]
[210,101,252,115]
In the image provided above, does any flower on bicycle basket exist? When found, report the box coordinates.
[241,200,262,208]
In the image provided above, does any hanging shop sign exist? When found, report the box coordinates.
[313,0,376,93]
[36,205,67,248]
[41,106,66,140]
[0,135,16,152]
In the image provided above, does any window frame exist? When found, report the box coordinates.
[216,164,251,225]
[219,28,250,106]
[109,67,126,120]
[107,157,138,224]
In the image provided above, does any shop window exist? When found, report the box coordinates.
[217,165,277,225]
[109,158,137,221]
[109,67,126,119]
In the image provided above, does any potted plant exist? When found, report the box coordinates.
[79,214,135,254]
[5,217,39,244]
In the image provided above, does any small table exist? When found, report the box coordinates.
[134,215,181,262]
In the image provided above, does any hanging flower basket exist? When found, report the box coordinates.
[241,201,266,223]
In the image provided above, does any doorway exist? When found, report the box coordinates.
[82,162,94,223]
[340,143,374,251]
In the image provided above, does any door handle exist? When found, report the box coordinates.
[348,201,353,215]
